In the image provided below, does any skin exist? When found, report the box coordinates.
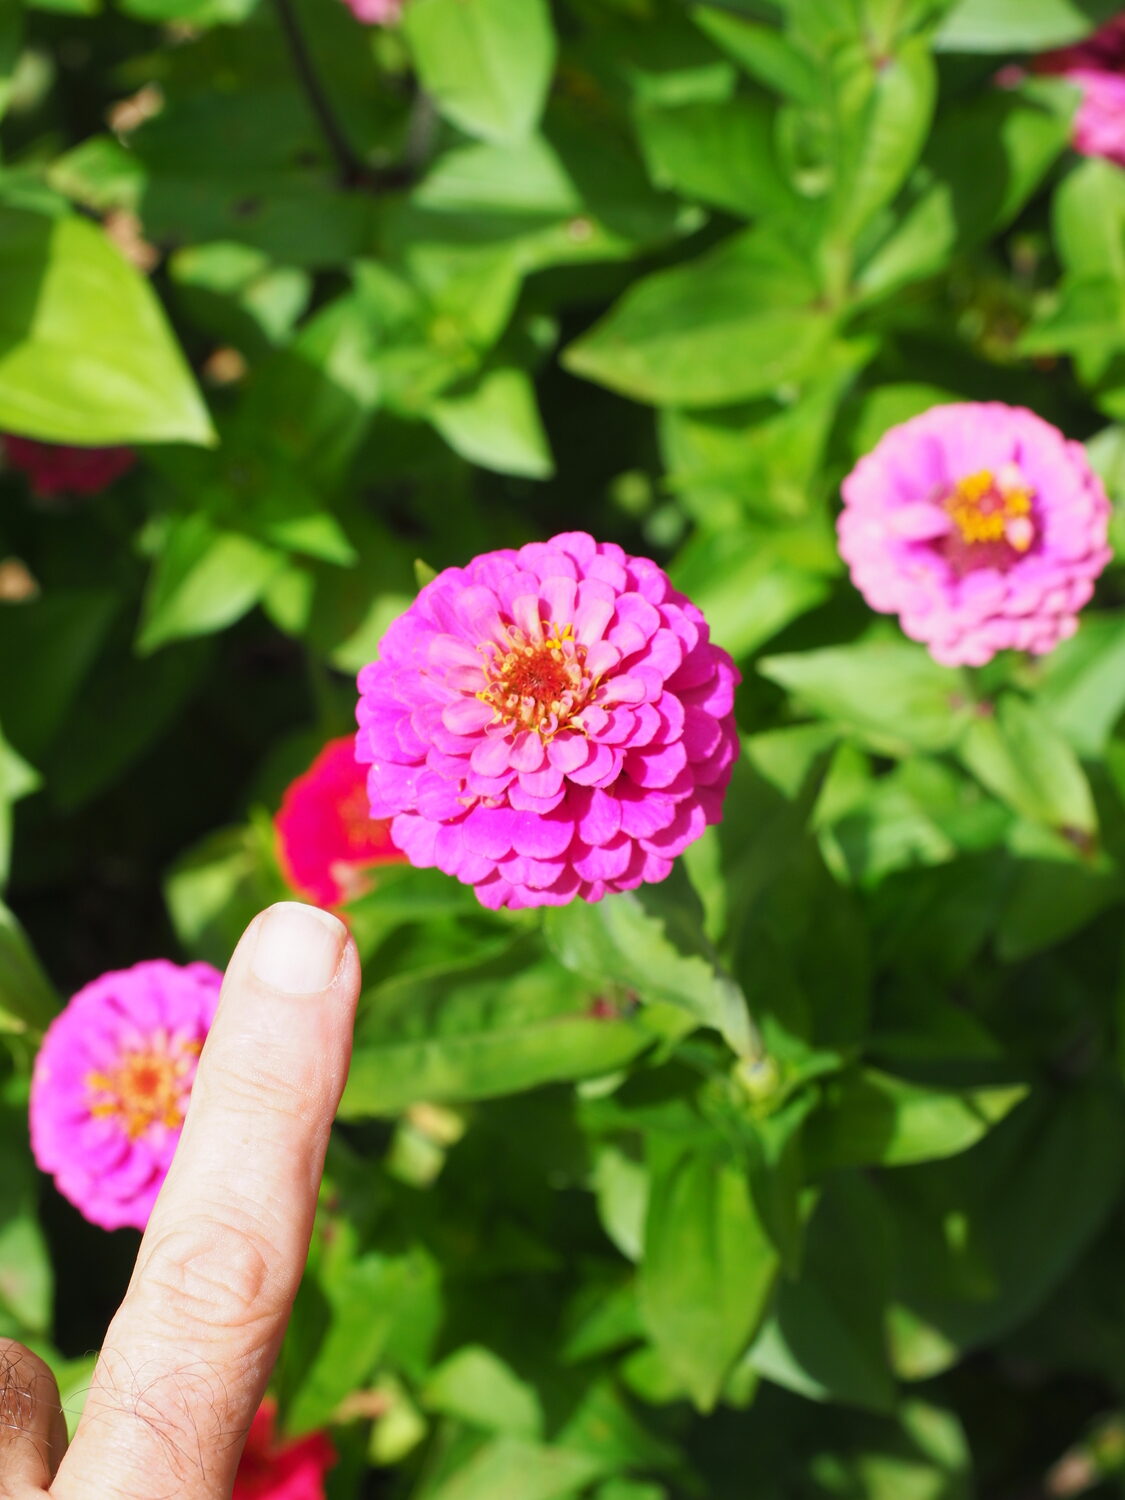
[0,901,360,1500]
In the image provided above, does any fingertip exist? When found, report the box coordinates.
[247,901,348,996]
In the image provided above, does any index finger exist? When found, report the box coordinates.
[53,902,360,1500]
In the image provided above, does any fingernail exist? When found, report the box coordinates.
[251,902,346,994]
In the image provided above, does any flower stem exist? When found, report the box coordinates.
[272,0,367,188]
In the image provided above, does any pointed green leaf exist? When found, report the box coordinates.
[404,0,556,145]
[0,208,213,444]
[639,1144,777,1411]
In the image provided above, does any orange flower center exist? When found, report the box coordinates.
[477,624,595,737]
[944,466,1035,553]
[86,1032,201,1139]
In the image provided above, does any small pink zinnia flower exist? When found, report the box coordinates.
[234,1402,335,1500]
[838,402,1111,668]
[4,435,135,498]
[339,0,401,22]
[356,530,740,911]
[29,960,222,1232]
[275,736,405,908]
[1037,14,1125,166]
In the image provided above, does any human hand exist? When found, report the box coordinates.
[0,901,361,1499]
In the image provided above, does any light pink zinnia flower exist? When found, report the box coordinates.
[29,960,222,1232]
[838,403,1111,668]
[339,0,401,22]
[4,435,135,498]
[356,530,739,911]
[275,735,404,908]
[1037,14,1125,166]
[233,1401,335,1500]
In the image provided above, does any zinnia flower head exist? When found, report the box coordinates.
[234,1401,335,1500]
[4,436,135,498]
[838,402,1111,667]
[29,960,222,1232]
[339,0,402,22]
[1037,14,1125,166]
[275,735,404,907]
[356,530,739,911]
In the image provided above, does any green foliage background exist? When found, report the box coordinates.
[4,0,1125,1494]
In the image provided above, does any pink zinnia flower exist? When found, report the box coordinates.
[4,435,135,498]
[275,735,405,908]
[1038,14,1125,166]
[233,1401,335,1500]
[29,960,222,1232]
[339,0,401,22]
[356,530,739,911]
[838,402,1111,667]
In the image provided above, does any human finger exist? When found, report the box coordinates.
[52,901,360,1500]
[0,1338,67,1495]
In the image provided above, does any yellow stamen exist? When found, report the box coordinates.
[86,1038,201,1140]
[944,468,1036,554]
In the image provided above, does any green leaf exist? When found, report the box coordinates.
[692,10,821,104]
[0,208,213,444]
[885,1080,1125,1366]
[634,95,799,220]
[592,1145,649,1263]
[544,866,753,1056]
[638,1143,777,1411]
[856,88,1070,302]
[759,639,972,756]
[997,856,1121,961]
[285,1246,442,1435]
[563,228,836,408]
[422,1437,603,1500]
[0,722,38,889]
[137,512,285,654]
[404,0,556,145]
[404,118,691,275]
[431,365,554,478]
[0,0,22,124]
[237,291,382,492]
[0,1095,52,1335]
[935,0,1118,50]
[826,36,937,245]
[1034,613,1125,755]
[341,946,658,1117]
[670,522,836,659]
[1018,274,1125,361]
[1053,156,1125,281]
[165,822,283,969]
[662,347,871,525]
[957,693,1097,834]
[0,899,56,1037]
[749,1174,897,1413]
[0,589,118,761]
[423,1347,543,1439]
[804,1070,1029,1172]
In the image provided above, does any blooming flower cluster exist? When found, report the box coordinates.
[356,530,739,910]
[838,402,1111,667]
[275,736,404,908]
[4,435,135,498]
[233,1402,335,1500]
[29,960,222,1231]
[339,0,402,23]
[1037,13,1125,167]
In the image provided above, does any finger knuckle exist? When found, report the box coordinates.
[137,1220,280,1343]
